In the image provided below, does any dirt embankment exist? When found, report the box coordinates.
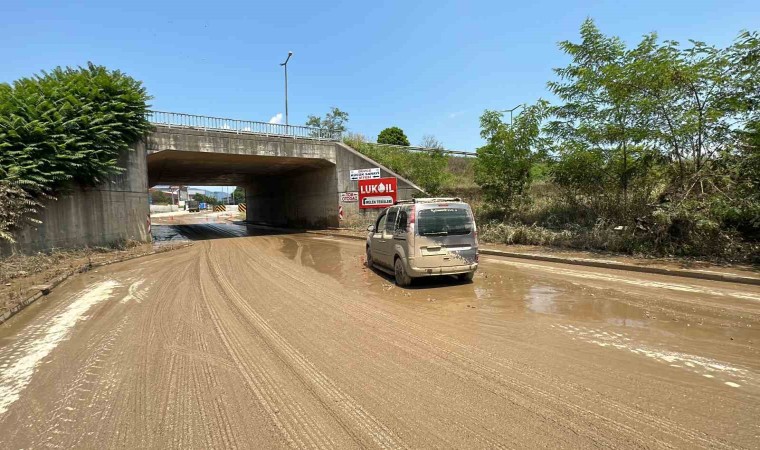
[0,241,187,317]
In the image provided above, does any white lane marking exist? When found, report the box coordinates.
[489,259,760,301]
[0,280,120,415]
[553,324,751,388]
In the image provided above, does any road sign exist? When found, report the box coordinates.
[350,168,381,181]
[340,192,359,202]
[338,205,344,220]
[359,177,397,209]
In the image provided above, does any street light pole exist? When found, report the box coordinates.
[280,51,293,129]
[500,104,524,125]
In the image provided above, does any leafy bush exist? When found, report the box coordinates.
[377,126,410,146]
[0,63,151,242]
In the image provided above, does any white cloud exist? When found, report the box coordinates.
[269,113,283,124]
[448,111,464,119]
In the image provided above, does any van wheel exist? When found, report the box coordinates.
[366,246,374,268]
[458,272,475,282]
[394,258,412,287]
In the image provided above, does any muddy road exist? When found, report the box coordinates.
[1,221,759,448]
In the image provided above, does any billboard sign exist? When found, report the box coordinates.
[340,192,359,202]
[359,177,397,209]
[350,168,381,181]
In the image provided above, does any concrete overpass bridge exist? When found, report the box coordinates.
[4,111,423,254]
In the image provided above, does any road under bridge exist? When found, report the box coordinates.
[3,112,422,254]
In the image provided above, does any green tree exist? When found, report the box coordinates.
[150,190,172,204]
[306,107,349,137]
[0,63,152,241]
[546,19,657,215]
[474,101,550,216]
[232,186,245,204]
[192,193,220,205]
[630,31,760,190]
[377,126,410,146]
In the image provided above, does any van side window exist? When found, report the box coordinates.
[385,207,398,233]
[396,210,408,232]
[375,214,387,233]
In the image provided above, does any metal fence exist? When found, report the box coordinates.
[145,110,341,141]
[358,141,476,157]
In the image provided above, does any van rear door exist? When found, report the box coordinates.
[414,205,477,268]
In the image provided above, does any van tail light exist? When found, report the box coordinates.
[409,207,415,224]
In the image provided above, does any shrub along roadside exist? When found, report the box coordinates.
[0,63,152,242]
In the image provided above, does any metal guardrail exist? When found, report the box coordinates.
[359,141,476,157]
[146,110,341,141]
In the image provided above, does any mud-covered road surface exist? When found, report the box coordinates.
[1,219,759,448]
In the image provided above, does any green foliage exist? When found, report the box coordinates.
[232,186,245,204]
[0,63,152,241]
[474,101,549,216]
[0,180,46,243]
[306,107,349,136]
[343,135,451,195]
[150,190,172,205]
[192,193,220,205]
[377,126,410,146]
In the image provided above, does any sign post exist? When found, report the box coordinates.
[359,177,397,209]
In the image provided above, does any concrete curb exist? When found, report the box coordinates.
[306,230,760,287]
[0,243,193,326]
[478,249,760,286]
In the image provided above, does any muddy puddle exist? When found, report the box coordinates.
[277,234,760,346]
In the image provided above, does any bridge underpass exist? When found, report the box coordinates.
[147,150,340,227]
[146,113,423,230]
[2,111,422,254]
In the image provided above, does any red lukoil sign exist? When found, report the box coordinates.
[359,177,397,209]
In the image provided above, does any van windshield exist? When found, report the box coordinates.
[417,208,472,236]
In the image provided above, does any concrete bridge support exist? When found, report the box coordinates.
[244,166,339,228]
[1,142,150,256]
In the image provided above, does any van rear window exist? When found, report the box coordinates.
[417,208,472,236]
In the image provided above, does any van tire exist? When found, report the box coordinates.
[366,246,374,268]
[394,257,412,287]
[458,272,475,282]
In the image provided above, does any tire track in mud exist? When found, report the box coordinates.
[227,235,733,449]
[231,237,618,447]
[201,242,407,449]
[197,243,346,449]
[149,247,241,450]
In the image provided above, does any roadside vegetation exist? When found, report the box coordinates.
[0,63,151,243]
[337,20,760,262]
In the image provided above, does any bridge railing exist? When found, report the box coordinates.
[145,110,341,141]
[356,141,476,157]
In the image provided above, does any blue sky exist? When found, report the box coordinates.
[2,0,758,157]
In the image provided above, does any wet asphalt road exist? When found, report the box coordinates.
[0,220,759,448]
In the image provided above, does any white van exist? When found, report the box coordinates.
[365,198,478,286]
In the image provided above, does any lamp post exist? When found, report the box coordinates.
[280,51,293,129]
[501,104,524,125]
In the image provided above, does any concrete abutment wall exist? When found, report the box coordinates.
[244,166,339,228]
[1,141,150,256]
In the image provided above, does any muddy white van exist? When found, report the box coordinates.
[365,198,478,286]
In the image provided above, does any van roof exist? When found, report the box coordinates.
[395,197,462,204]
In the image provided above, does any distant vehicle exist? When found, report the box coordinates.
[366,198,478,287]
[186,200,200,212]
